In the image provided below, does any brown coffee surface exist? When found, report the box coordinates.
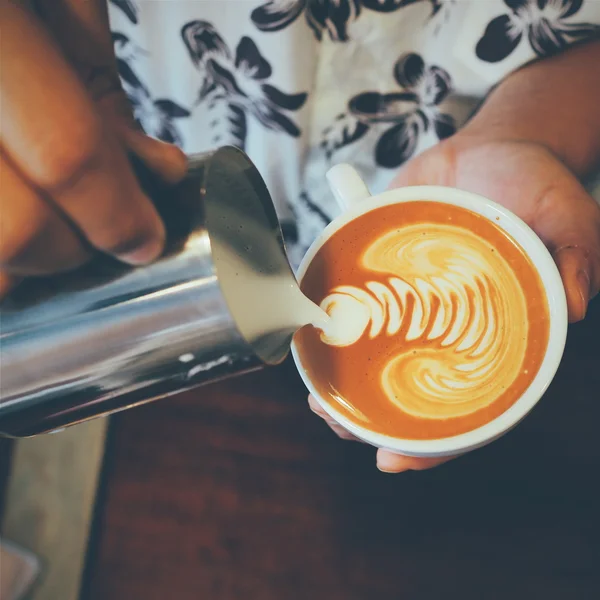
[294,201,550,440]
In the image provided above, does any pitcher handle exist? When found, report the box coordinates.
[326,164,371,212]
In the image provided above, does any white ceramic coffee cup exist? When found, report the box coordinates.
[291,164,568,458]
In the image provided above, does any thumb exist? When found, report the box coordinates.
[118,124,188,184]
[552,245,599,322]
[391,145,600,323]
[0,272,20,300]
[99,92,188,185]
[531,183,600,323]
[389,145,455,189]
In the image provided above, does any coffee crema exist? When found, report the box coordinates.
[295,201,550,440]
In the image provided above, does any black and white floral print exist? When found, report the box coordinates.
[109,0,139,24]
[427,0,458,34]
[251,0,361,41]
[251,0,446,41]
[112,32,147,63]
[361,0,441,14]
[106,0,600,266]
[286,191,332,268]
[320,113,370,158]
[476,0,600,63]
[181,21,307,150]
[322,52,454,168]
[113,34,190,145]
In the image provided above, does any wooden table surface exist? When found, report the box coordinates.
[81,298,600,600]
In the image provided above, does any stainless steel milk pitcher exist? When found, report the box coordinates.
[0,147,300,437]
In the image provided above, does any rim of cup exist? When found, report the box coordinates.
[291,184,568,458]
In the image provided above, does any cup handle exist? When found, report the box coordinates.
[326,164,371,211]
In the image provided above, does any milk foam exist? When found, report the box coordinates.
[211,237,329,360]
[318,223,529,420]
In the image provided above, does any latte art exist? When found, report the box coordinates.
[320,224,528,419]
[295,201,550,440]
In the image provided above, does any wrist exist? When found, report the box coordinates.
[460,40,600,179]
[460,106,600,180]
[457,118,568,168]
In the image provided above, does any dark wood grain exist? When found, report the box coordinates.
[84,299,600,600]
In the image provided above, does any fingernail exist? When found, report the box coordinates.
[307,397,325,416]
[377,464,401,474]
[577,270,590,318]
[120,239,164,265]
[376,452,404,474]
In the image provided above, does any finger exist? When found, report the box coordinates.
[307,393,329,418]
[307,395,364,442]
[328,421,363,441]
[117,124,188,185]
[0,152,91,275]
[34,0,116,65]
[376,449,456,473]
[0,2,165,265]
[0,271,19,300]
[388,144,454,189]
[553,246,598,322]
[532,182,600,323]
[96,90,188,185]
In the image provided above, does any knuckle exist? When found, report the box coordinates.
[92,212,156,256]
[35,118,104,192]
[329,423,352,440]
[0,271,17,300]
[308,398,327,418]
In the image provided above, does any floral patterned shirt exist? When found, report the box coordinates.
[108,0,600,268]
